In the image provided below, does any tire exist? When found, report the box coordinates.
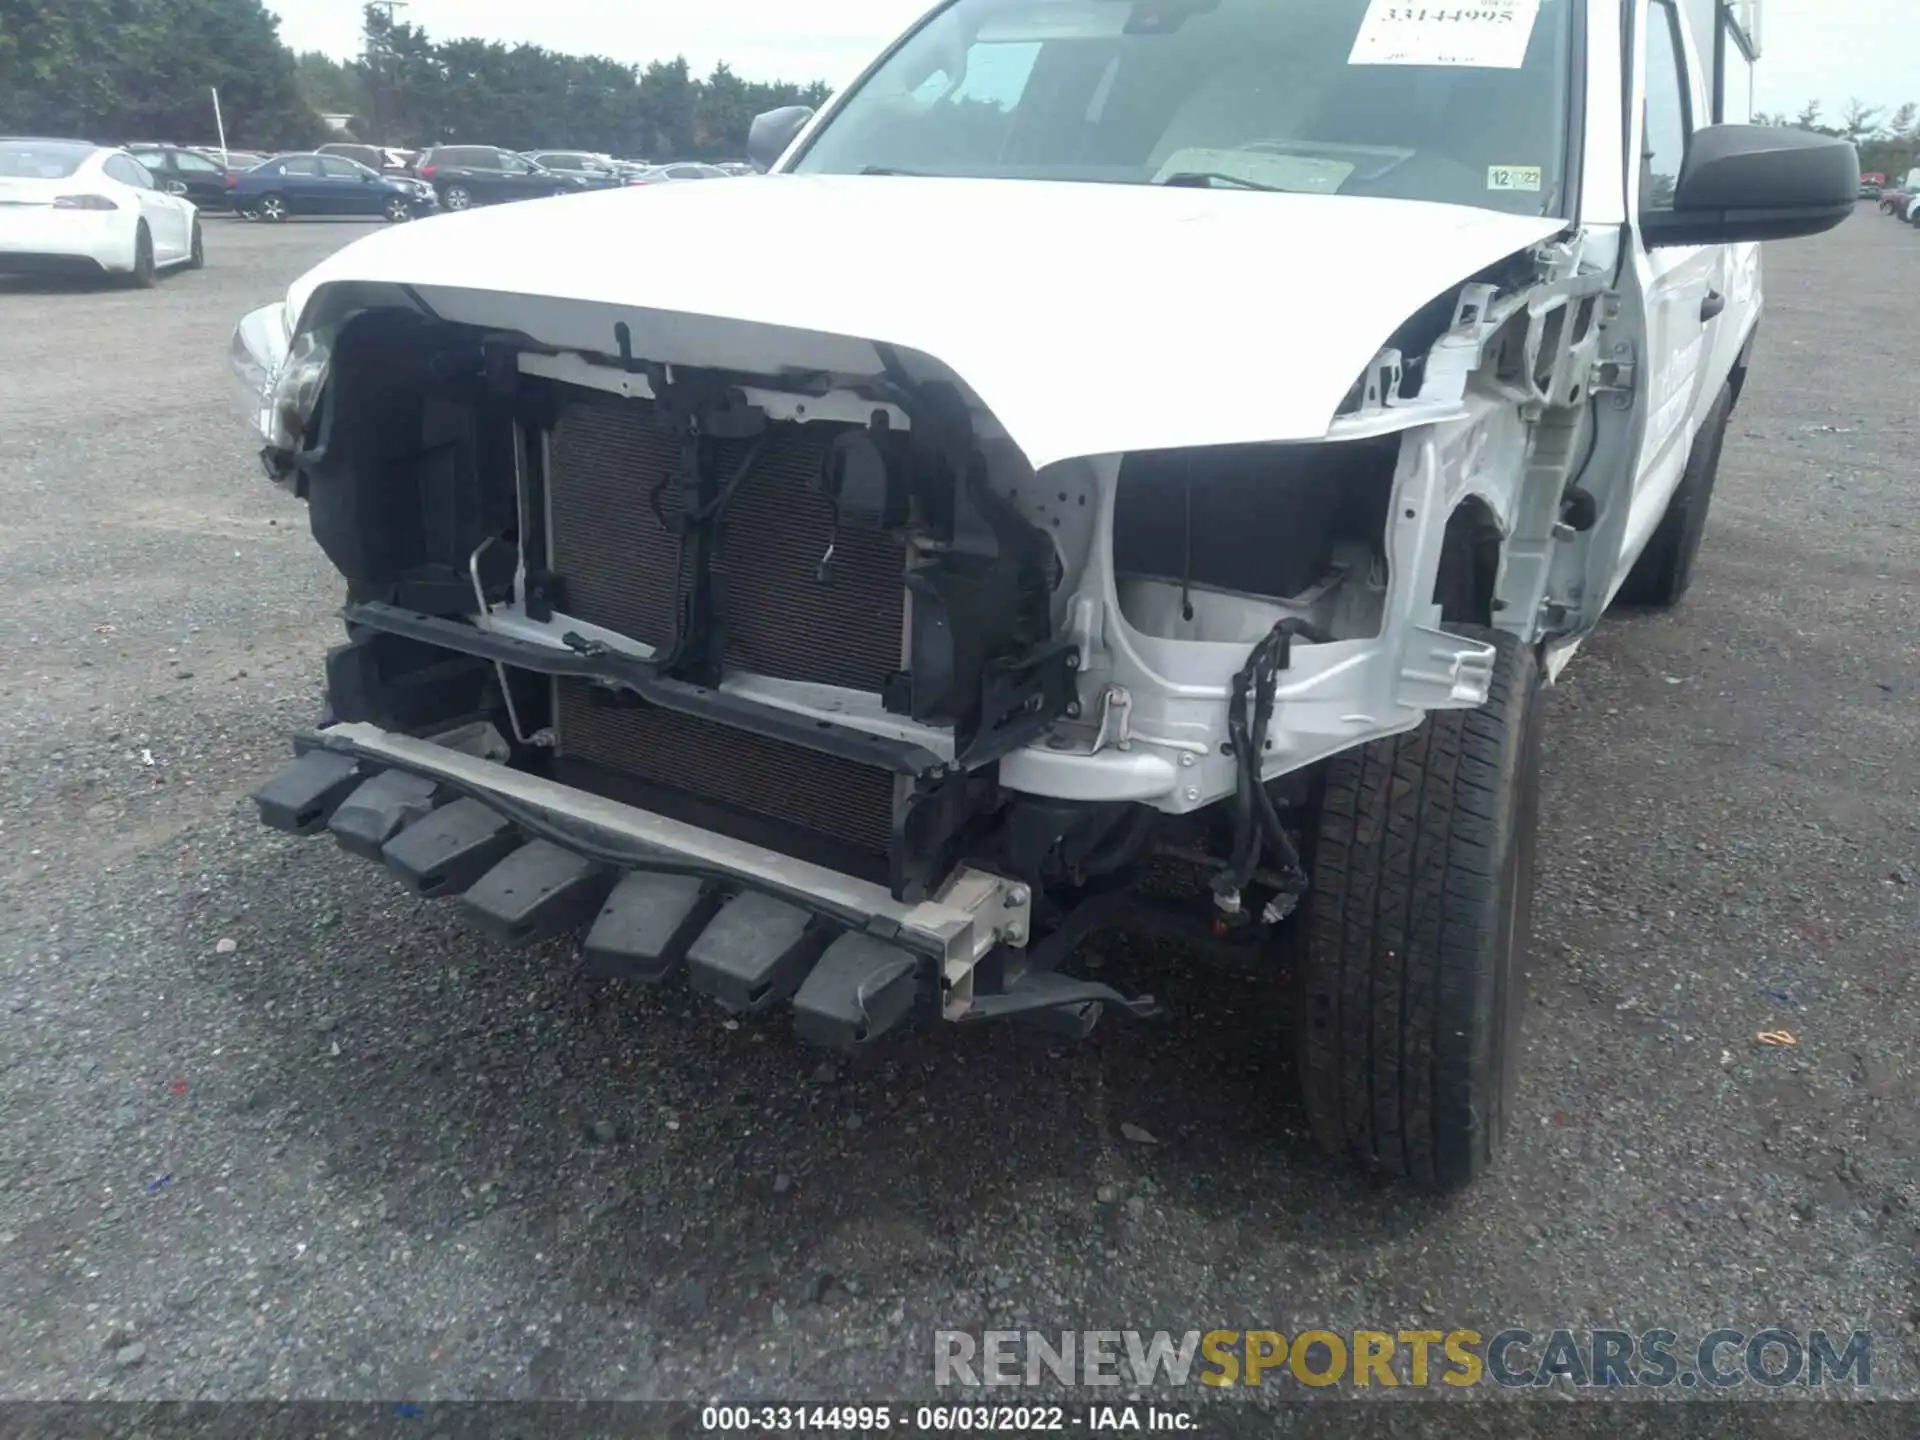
[1614,382,1732,610]
[442,185,472,211]
[126,224,157,288]
[187,220,205,270]
[256,193,289,223]
[1295,627,1543,1191]
[384,195,412,223]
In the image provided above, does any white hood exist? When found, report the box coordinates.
[290,175,1566,469]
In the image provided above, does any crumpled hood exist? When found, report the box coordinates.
[289,175,1566,469]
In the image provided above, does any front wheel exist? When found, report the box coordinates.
[442,185,472,211]
[1294,627,1543,1191]
[384,195,412,223]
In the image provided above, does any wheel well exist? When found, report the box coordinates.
[1432,496,1502,626]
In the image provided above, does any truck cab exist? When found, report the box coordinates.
[232,0,1854,1190]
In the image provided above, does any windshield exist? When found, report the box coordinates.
[791,0,1577,216]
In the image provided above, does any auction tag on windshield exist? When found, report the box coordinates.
[1349,0,1543,69]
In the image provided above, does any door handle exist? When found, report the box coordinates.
[1700,289,1726,322]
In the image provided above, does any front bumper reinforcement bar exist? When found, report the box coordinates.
[342,601,945,777]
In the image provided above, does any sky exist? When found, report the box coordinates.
[269,0,1918,119]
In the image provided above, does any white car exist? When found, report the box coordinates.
[0,137,203,284]
[233,0,1854,1191]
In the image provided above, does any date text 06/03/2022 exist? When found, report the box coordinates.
[697,1403,1195,1432]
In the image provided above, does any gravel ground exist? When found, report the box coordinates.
[1,209,1916,1424]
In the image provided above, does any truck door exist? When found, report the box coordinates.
[1619,0,1720,570]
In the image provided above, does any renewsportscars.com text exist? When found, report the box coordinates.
[934,1327,1874,1390]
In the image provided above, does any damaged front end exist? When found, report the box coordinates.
[233,215,1613,1052]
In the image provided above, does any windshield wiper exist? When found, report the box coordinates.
[1155,170,1287,192]
[860,165,930,177]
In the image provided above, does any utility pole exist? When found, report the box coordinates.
[364,0,409,142]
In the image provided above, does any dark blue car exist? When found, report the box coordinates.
[234,152,439,223]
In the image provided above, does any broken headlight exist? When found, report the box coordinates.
[230,301,331,485]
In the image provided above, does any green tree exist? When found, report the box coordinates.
[0,0,124,135]
[1792,99,1825,133]
[295,50,370,121]
[1838,97,1883,144]
[0,0,319,147]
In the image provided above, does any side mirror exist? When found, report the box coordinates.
[1642,124,1858,248]
[748,106,814,174]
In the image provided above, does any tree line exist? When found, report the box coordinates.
[1757,98,1920,180]
[0,0,830,160]
[300,6,830,160]
[0,0,319,148]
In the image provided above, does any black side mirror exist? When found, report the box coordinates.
[748,106,814,174]
[1642,125,1858,248]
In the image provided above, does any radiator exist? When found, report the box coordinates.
[544,391,904,868]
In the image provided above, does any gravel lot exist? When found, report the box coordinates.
[1,210,1916,1422]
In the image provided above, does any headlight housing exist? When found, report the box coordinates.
[230,300,331,487]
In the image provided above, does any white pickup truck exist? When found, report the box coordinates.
[232,0,1853,1189]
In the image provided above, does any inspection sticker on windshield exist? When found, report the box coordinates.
[1349,1,1543,69]
[1487,164,1543,191]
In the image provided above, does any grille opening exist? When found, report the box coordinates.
[553,681,895,883]
[540,388,910,873]
[545,392,906,693]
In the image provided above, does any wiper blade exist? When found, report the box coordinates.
[860,165,930,177]
[1156,170,1286,192]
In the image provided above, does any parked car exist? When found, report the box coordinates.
[1,137,203,283]
[1858,179,1882,200]
[194,148,269,171]
[1879,187,1909,215]
[317,142,417,176]
[232,0,1856,1192]
[716,160,756,176]
[125,142,237,210]
[234,153,438,223]
[525,151,630,187]
[628,161,730,184]
[412,147,592,209]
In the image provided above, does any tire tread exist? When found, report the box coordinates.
[1298,628,1538,1190]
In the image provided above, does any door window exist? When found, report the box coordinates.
[1642,0,1691,211]
[129,150,168,172]
[175,151,224,173]
[279,156,321,176]
[499,153,534,173]
[318,157,364,179]
[103,155,152,188]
